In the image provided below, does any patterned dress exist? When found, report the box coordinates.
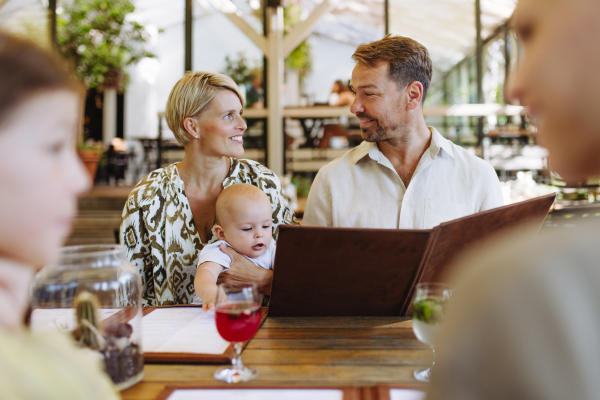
[120,158,298,306]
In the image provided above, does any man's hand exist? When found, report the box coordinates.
[217,244,273,295]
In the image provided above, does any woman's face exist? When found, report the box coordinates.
[195,90,247,158]
[0,90,90,268]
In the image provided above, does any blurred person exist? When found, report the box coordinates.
[0,33,118,399]
[328,80,354,106]
[427,1,600,399]
[120,72,297,307]
[303,35,503,228]
[246,73,264,109]
[194,184,275,311]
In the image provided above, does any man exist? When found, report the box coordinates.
[427,1,600,399]
[303,35,503,229]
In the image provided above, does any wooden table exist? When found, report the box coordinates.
[122,315,430,400]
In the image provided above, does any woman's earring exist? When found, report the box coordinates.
[195,135,199,139]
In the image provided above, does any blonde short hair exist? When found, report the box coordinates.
[165,71,244,146]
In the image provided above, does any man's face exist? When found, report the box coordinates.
[509,0,600,182]
[349,62,408,143]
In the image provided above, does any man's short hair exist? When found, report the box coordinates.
[352,34,433,103]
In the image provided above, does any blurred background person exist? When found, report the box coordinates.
[328,79,354,106]
[0,33,118,399]
[246,71,264,109]
[427,1,600,399]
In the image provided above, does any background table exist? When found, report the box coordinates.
[122,315,430,400]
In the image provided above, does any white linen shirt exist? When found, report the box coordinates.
[303,127,503,229]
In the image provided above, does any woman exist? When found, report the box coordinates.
[0,33,118,398]
[121,72,298,306]
[329,80,354,106]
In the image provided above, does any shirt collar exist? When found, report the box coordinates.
[429,126,454,159]
[352,126,454,165]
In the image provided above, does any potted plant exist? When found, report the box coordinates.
[56,0,155,181]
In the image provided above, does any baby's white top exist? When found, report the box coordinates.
[197,240,276,272]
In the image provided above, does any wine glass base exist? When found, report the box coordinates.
[214,367,258,383]
[413,367,431,382]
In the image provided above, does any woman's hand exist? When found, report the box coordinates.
[217,244,273,295]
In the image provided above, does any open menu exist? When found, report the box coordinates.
[156,385,425,400]
[30,305,267,364]
[142,305,269,364]
[269,193,556,317]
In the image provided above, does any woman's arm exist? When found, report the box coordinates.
[120,194,155,307]
[216,244,273,295]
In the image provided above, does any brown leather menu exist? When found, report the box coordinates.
[155,385,363,400]
[270,194,555,318]
[269,226,434,317]
[401,193,556,313]
[142,305,268,364]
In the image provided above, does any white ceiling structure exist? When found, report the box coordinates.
[389,0,517,74]
[0,0,517,77]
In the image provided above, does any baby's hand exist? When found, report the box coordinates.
[202,300,215,312]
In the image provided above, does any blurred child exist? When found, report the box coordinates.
[194,184,275,311]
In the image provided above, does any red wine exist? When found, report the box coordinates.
[215,302,261,342]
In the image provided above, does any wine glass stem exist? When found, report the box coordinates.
[431,346,436,368]
[232,342,244,370]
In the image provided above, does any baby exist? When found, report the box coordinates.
[194,183,275,311]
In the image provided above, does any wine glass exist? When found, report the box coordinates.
[214,283,262,383]
[411,282,453,382]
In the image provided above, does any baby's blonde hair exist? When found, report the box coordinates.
[216,184,270,226]
[165,71,244,146]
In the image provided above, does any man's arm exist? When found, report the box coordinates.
[302,169,333,226]
[479,164,504,212]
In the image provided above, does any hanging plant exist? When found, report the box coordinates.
[57,0,155,92]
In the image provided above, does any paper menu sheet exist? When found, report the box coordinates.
[390,389,426,400]
[30,308,120,332]
[142,308,229,355]
[167,389,344,400]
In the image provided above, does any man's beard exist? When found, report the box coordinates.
[357,112,393,142]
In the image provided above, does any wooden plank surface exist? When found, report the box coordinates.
[121,316,429,400]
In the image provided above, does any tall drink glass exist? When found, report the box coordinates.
[214,283,262,383]
[411,282,453,382]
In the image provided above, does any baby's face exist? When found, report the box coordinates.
[218,198,273,258]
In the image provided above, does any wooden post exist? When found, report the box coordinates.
[266,5,284,176]
[103,89,118,146]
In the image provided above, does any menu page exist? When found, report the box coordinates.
[142,308,229,355]
[30,308,120,332]
[167,389,344,400]
[390,389,426,400]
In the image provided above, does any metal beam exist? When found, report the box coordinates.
[266,5,284,176]
[282,0,341,58]
[185,0,193,72]
[475,0,484,146]
[384,0,389,35]
[207,0,268,55]
[48,0,57,49]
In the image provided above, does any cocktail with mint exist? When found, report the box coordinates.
[411,283,453,382]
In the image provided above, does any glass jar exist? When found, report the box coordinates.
[30,245,144,390]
